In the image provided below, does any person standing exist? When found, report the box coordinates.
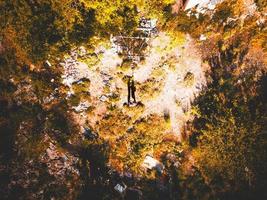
[127,76,137,105]
[131,79,136,103]
[127,76,131,105]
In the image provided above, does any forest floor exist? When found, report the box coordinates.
[62,31,207,172]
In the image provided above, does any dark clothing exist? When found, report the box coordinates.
[128,79,131,104]
[131,80,136,103]
[127,77,136,104]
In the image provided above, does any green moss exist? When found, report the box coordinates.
[78,54,100,68]
[183,72,195,87]
[72,78,90,94]
[68,95,81,107]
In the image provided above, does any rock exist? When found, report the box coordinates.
[142,155,164,174]
[199,34,207,41]
[100,95,108,102]
[44,60,52,68]
[114,183,127,194]
[73,101,91,112]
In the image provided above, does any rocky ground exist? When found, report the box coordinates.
[61,31,207,173]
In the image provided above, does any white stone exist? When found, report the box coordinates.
[199,34,207,41]
[45,60,52,67]
[114,183,127,193]
[185,0,223,11]
[100,95,108,102]
[73,101,90,112]
[142,155,160,170]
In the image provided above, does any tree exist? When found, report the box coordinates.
[192,51,267,199]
